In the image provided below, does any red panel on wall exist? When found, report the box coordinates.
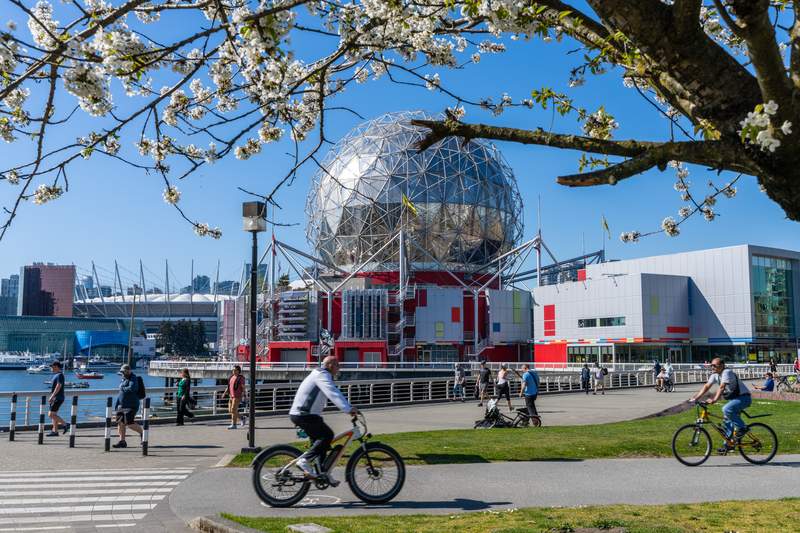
[544,324,555,336]
[463,296,474,332]
[667,326,690,334]
[577,269,586,281]
[451,307,460,322]
[543,304,555,336]
[534,343,566,364]
[418,289,427,307]
[331,297,342,336]
[544,305,555,321]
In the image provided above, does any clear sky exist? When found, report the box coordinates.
[2,6,798,292]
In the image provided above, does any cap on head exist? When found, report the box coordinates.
[119,364,132,373]
[480,360,487,365]
[50,361,61,368]
[501,363,508,369]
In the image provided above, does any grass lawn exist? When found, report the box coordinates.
[222,498,800,532]
[229,399,800,467]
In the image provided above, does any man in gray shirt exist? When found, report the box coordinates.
[690,357,751,454]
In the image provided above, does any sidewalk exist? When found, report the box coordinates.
[0,379,776,531]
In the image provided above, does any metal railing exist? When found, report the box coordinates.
[3,365,778,433]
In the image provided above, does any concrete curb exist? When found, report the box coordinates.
[189,515,263,533]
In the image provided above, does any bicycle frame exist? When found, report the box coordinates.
[694,403,771,450]
[286,418,367,478]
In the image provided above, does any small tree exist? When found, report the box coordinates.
[276,274,291,293]
[193,318,208,356]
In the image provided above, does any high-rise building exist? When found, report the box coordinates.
[193,275,211,294]
[0,274,19,316]
[17,264,75,317]
[214,280,240,296]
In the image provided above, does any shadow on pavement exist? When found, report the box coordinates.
[339,498,510,511]
[414,454,489,464]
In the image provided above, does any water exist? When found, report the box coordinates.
[0,369,219,424]
[0,368,216,394]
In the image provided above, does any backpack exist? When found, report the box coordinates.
[136,375,147,399]
[602,367,608,376]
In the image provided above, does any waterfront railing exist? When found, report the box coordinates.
[0,366,776,433]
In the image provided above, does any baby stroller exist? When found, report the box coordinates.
[474,399,541,428]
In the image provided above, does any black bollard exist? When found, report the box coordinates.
[68,396,78,448]
[104,397,112,452]
[9,394,16,442]
[37,396,45,445]
[142,398,150,456]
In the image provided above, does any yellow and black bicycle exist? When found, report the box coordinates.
[671,399,777,466]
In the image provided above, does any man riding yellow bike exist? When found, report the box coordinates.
[689,357,751,454]
[289,356,359,484]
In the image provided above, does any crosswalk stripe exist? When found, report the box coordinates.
[0,468,189,531]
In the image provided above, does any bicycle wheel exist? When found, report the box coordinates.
[252,444,310,507]
[668,381,676,393]
[738,423,778,465]
[776,380,791,393]
[513,416,530,428]
[346,442,406,504]
[529,416,542,427]
[671,424,712,466]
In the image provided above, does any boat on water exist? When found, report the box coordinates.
[83,358,119,370]
[0,351,59,370]
[43,380,90,389]
[27,364,52,374]
[76,372,104,379]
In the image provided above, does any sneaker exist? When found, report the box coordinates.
[734,426,750,438]
[241,416,247,427]
[477,403,483,407]
[112,440,127,449]
[715,443,732,455]
[46,431,59,437]
[324,473,341,486]
[62,423,70,435]
[509,407,515,412]
[227,424,237,430]
[295,457,318,478]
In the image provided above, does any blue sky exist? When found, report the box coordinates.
[2,6,798,291]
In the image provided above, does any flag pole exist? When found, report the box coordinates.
[602,215,605,262]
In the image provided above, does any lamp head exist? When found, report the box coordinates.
[242,201,267,233]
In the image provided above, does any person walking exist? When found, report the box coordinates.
[580,363,591,395]
[176,368,195,426]
[593,362,605,395]
[452,363,466,402]
[46,361,67,436]
[768,358,778,377]
[495,364,513,411]
[221,365,248,429]
[477,360,491,407]
[518,363,540,417]
[652,359,662,389]
[112,364,143,449]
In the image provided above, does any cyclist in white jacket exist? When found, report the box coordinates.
[289,356,358,482]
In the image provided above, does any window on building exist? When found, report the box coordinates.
[578,317,626,328]
[752,255,795,338]
[435,322,444,338]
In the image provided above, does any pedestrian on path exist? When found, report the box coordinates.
[495,364,513,411]
[221,365,248,429]
[452,363,466,402]
[593,362,605,395]
[580,363,591,395]
[769,358,778,377]
[46,361,67,436]
[113,364,143,449]
[477,360,491,407]
[518,363,540,417]
[176,368,195,426]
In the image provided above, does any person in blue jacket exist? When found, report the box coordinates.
[753,372,775,392]
[113,364,143,449]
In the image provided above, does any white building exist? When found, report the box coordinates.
[532,245,798,367]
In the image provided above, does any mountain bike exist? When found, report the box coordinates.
[252,413,405,507]
[775,374,799,392]
[473,400,541,428]
[671,399,777,466]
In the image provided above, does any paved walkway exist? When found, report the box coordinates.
[0,379,790,531]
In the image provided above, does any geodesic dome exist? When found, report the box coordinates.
[305,111,524,272]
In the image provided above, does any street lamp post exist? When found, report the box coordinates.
[242,200,266,454]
